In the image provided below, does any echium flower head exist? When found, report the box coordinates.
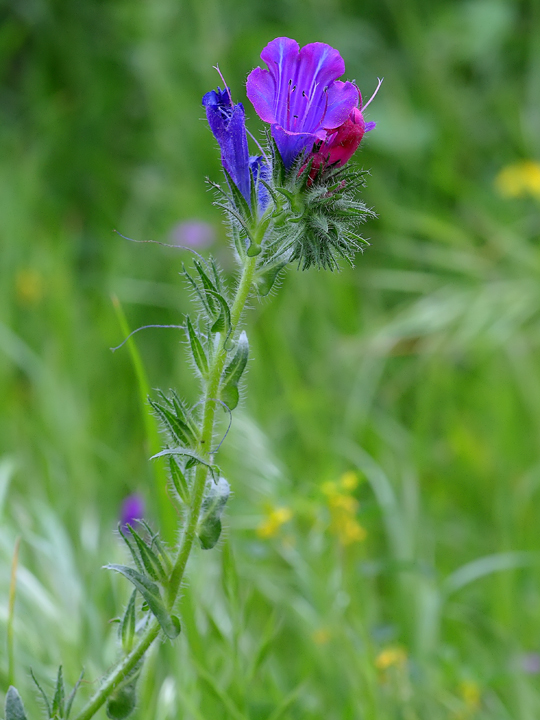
[202,87,268,209]
[246,38,364,169]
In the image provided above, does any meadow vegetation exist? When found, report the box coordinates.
[1,0,540,717]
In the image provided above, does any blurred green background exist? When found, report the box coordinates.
[1,0,540,717]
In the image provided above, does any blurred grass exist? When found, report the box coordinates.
[1,0,540,717]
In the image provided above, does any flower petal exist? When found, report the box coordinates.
[246,66,277,124]
[272,125,317,169]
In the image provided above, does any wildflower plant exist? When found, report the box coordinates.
[4,37,378,720]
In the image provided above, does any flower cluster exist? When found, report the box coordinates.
[203,37,378,273]
[321,471,366,546]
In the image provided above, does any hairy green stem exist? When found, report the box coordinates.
[73,254,258,720]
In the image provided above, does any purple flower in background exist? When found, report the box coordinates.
[202,87,268,209]
[246,38,359,169]
[170,220,216,248]
[120,493,144,533]
[520,652,540,674]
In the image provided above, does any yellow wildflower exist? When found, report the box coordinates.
[459,680,481,711]
[16,269,44,306]
[375,646,407,671]
[256,506,292,539]
[339,470,360,491]
[335,516,367,545]
[494,160,540,199]
[322,474,366,545]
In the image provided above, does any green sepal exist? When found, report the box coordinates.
[65,671,84,719]
[121,589,137,654]
[220,331,249,410]
[197,477,231,549]
[185,315,209,377]
[104,565,181,640]
[5,687,28,720]
[255,261,288,296]
[52,666,65,718]
[30,669,52,717]
[168,456,189,503]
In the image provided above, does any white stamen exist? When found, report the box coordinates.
[213,64,234,107]
[362,77,383,111]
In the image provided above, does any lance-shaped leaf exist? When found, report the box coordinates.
[5,687,28,720]
[118,526,145,574]
[220,331,249,411]
[169,390,199,438]
[193,260,219,316]
[52,666,65,719]
[127,525,167,583]
[209,257,223,293]
[121,590,137,654]
[65,671,84,720]
[255,261,288,297]
[148,395,196,448]
[197,477,231,549]
[30,669,52,717]
[139,520,172,574]
[105,565,180,640]
[185,315,209,377]
[168,456,189,503]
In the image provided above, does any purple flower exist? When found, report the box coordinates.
[120,493,144,533]
[246,38,359,169]
[170,220,216,248]
[202,87,268,208]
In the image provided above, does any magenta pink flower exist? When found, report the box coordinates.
[307,100,377,177]
[246,37,360,169]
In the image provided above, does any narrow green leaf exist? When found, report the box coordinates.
[118,526,145,574]
[220,331,249,411]
[65,671,84,719]
[197,477,230,549]
[168,390,199,439]
[182,264,211,317]
[209,257,223,292]
[30,670,51,718]
[185,316,209,377]
[193,261,218,316]
[111,296,175,543]
[168,456,189,503]
[138,520,173,573]
[52,666,65,718]
[5,687,28,720]
[127,526,167,583]
[121,589,137,654]
[105,565,180,639]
